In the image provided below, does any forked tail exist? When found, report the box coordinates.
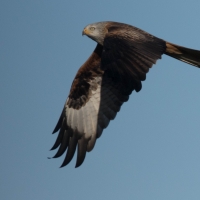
[165,42,200,67]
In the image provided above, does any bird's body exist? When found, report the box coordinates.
[51,21,200,168]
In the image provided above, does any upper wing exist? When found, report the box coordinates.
[51,44,130,168]
[101,22,166,92]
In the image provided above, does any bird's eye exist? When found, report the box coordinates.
[90,27,95,31]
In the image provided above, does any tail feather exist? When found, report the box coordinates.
[165,42,200,68]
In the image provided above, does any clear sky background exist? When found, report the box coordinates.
[1,1,200,200]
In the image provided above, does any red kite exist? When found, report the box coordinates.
[50,21,200,168]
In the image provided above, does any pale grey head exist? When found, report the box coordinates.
[82,22,108,45]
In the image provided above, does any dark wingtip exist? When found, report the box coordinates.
[50,145,58,151]
[59,157,73,168]
[50,135,63,151]
[75,138,88,168]
[75,159,83,168]
[59,153,74,168]
[59,164,65,168]
[50,147,55,151]
[52,135,69,158]
[59,136,78,168]
[51,119,67,151]
[53,154,60,159]
[52,110,64,134]
[75,161,83,168]
[50,136,62,150]
[52,125,60,134]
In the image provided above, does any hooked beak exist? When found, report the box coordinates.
[82,28,90,36]
[82,29,85,36]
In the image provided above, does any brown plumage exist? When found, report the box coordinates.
[50,21,200,168]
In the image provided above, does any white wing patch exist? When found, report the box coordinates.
[51,75,129,167]
[65,77,102,151]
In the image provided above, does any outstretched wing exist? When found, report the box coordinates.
[101,22,166,92]
[51,44,131,168]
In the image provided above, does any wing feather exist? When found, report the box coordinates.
[53,130,69,158]
[75,138,88,168]
[52,111,64,134]
[50,117,66,150]
[60,133,78,168]
[51,45,133,167]
[101,22,166,93]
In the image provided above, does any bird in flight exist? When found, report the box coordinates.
[50,21,200,168]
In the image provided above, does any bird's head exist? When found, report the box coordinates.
[82,22,108,45]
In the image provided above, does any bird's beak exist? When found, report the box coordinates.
[82,29,85,36]
[82,28,90,36]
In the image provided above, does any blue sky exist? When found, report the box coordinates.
[1,0,200,199]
